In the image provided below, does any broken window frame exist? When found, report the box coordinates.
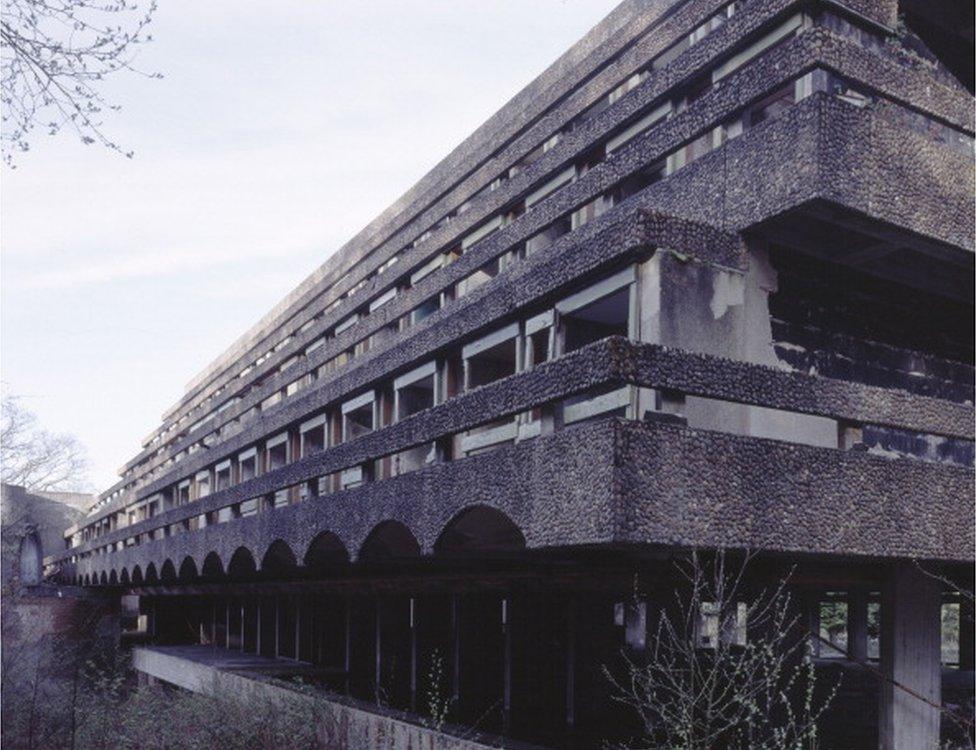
[392,361,440,475]
[459,324,521,456]
[556,267,637,424]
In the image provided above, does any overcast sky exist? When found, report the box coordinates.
[1,0,621,491]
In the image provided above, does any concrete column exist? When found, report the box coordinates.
[849,591,869,662]
[255,601,262,655]
[565,599,576,729]
[409,597,418,712]
[959,596,974,671]
[502,598,511,734]
[879,563,942,750]
[344,600,352,695]
[375,599,383,704]
[451,594,461,703]
[274,596,281,658]
[805,592,821,658]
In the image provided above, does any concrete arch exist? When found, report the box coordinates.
[359,520,421,562]
[261,539,297,576]
[178,556,198,582]
[160,559,177,583]
[99,571,108,585]
[83,574,91,586]
[145,562,159,584]
[120,568,130,585]
[434,505,526,556]
[108,570,119,585]
[131,565,144,585]
[227,547,257,580]
[303,531,349,573]
[201,551,224,581]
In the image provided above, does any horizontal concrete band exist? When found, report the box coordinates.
[69,417,975,583]
[115,78,976,508]
[125,9,974,480]
[54,337,974,564]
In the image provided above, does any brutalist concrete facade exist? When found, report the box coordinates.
[47,1,974,747]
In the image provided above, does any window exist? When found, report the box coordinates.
[195,470,211,499]
[461,215,503,251]
[266,433,289,471]
[525,166,575,210]
[464,324,519,390]
[606,102,671,155]
[238,448,258,482]
[558,267,634,353]
[712,13,805,82]
[393,362,438,474]
[342,392,375,442]
[215,461,232,491]
[369,287,397,313]
[459,325,520,455]
[334,314,359,337]
[609,161,666,205]
[456,257,501,299]
[300,415,327,457]
[411,296,441,326]
[525,215,572,257]
[395,362,437,420]
[524,311,554,370]
[571,194,612,230]
[697,601,747,648]
[239,498,260,517]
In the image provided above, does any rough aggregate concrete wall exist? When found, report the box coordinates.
[614,419,975,561]
[58,334,974,571]
[69,410,974,583]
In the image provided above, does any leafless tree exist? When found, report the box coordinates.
[0,0,160,166]
[1,393,90,491]
[607,550,838,750]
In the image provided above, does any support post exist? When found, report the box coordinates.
[375,599,383,704]
[960,595,975,671]
[502,598,511,734]
[879,562,942,750]
[274,596,280,659]
[255,600,262,655]
[565,599,576,729]
[295,596,301,660]
[409,597,418,713]
[451,594,461,703]
[849,591,869,662]
[344,598,352,695]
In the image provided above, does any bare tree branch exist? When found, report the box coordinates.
[0,0,161,167]
[1,393,91,491]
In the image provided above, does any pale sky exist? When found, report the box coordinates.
[1,1,622,492]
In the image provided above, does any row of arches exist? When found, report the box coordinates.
[76,505,526,587]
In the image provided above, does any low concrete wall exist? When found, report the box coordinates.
[132,647,526,750]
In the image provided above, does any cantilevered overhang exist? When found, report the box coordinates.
[60,416,974,588]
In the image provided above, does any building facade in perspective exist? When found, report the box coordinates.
[47,0,973,747]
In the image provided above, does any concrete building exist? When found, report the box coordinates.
[46,0,973,747]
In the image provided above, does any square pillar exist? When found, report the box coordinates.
[848,591,869,662]
[879,563,942,750]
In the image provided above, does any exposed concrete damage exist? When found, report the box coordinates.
[44,0,974,747]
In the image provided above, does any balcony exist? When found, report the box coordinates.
[51,336,973,585]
